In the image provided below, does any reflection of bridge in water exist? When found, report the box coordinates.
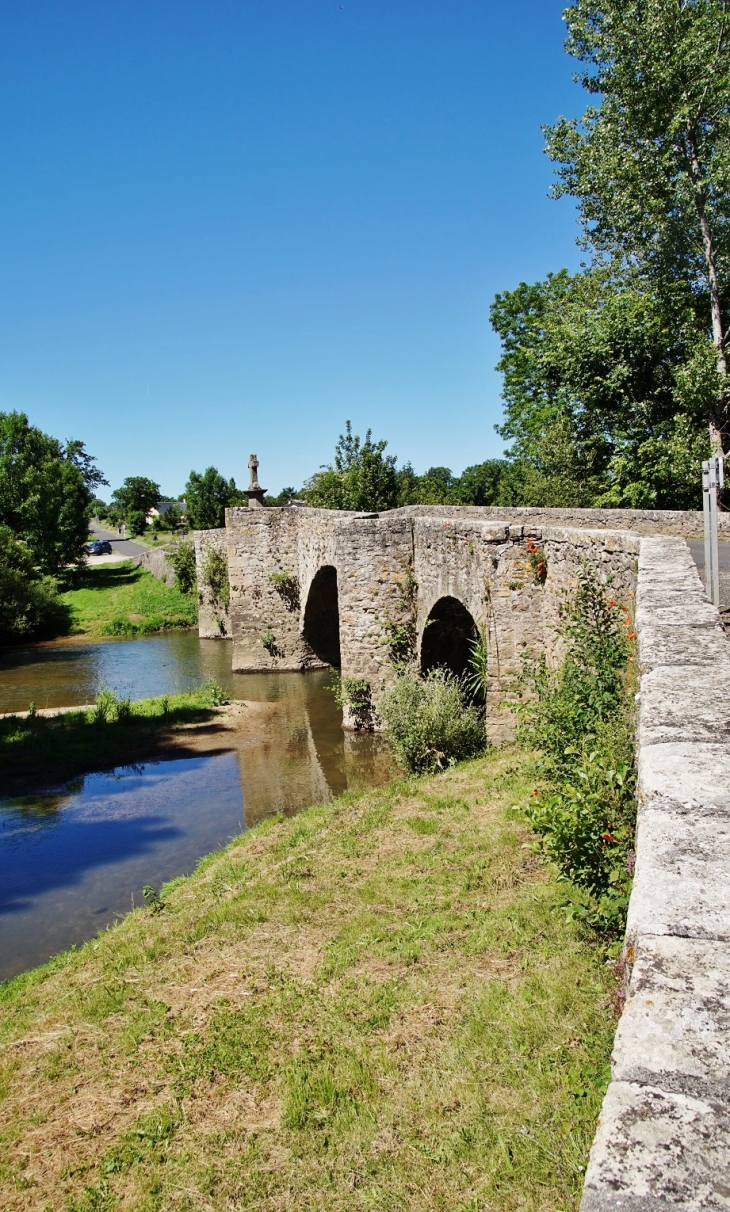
[232,671,391,828]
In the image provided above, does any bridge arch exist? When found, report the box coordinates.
[420,595,477,680]
[303,565,341,668]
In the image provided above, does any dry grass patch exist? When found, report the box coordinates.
[0,749,616,1211]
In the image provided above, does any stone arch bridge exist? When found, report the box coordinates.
[191,502,674,735]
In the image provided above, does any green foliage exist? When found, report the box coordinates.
[465,626,488,704]
[545,0,730,440]
[184,466,245,530]
[165,538,197,595]
[0,411,106,572]
[126,509,147,537]
[379,665,486,773]
[202,678,229,707]
[0,526,69,642]
[491,268,712,508]
[396,458,512,507]
[142,884,165,913]
[111,477,161,522]
[517,564,636,933]
[303,421,400,512]
[382,562,418,665]
[268,569,299,611]
[201,545,230,607]
[331,676,376,731]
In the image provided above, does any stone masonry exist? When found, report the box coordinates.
[212,504,639,737]
[580,536,730,1210]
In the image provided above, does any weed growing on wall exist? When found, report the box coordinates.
[166,539,197,595]
[269,570,300,611]
[201,546,230,608]
[379,665,486,773]
[517,563,636,936]
[331,675,377,730]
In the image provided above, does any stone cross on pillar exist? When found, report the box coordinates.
[246,453,266,509]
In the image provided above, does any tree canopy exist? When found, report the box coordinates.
[545,0,730,451]
[184,467,245,530]
[0,411,106,572]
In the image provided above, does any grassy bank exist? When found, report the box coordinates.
[0,685,225,784]
[59,563,197,638]
[0,750,616,1211]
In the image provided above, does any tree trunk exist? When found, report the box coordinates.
[686,127,726,456]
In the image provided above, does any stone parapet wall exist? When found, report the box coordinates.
[134,546,176,586]
[390,503,730,539]
[581,536,730,1210]
[194,529,232,639]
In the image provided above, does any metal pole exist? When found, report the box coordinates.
[710,457,720,608]
[703,459,712,600]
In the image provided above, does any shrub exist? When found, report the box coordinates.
[202,546,230,607]
[517,562,636,935]
[379,665,486,773]
[331,675,376,730]
[0,526,69,642]
[166,539,196,594]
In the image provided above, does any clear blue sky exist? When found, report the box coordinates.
[0,0,584,498]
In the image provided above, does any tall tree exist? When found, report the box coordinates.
[184,467,244,530]
[545,0,730,452]
[0,412,107,572]
[490,268,712,508]
[303,422,400,512]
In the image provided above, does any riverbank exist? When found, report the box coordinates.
[59,561,197,637]
[0,750,617,1210]
[0,685,275,793]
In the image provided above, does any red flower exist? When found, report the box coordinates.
[602,832,616,843]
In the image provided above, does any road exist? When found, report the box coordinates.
[89,522,148,560]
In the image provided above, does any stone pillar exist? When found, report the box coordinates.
[245,453,266,509]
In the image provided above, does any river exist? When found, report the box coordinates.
[0,633,392,981]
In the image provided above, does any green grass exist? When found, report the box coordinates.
[0,686,224,782]
[0,750,617,1210]
[59,562,197,637]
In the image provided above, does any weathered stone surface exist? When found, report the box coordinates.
[581,1081,730,1209]
[638,666,730,746]
[613,936,730,1101]
[638,624,730,672]
[135,546,176,587]
[638,743,730,817]
[627,807,730,940]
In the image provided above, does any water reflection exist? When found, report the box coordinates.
[0,634,393,981]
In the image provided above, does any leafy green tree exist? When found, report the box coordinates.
[545,0,730,451]
[0,411,107,572]
[111,477,162,525]
[490,268,711,508]
[454,461,509,506]
[303,422,400,512]
[0,526,68,641]
[184,467,245,530]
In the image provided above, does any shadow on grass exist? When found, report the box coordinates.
[59,561,143,593]
[0,698,227,790]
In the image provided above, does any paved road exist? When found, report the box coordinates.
[687,539,730,610]
[89,522,147,559]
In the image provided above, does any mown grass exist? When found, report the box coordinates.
[0,686,222,782]
[0,750,617,1211]
[59,563,197,637]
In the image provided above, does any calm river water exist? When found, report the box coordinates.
[0,633,391,981]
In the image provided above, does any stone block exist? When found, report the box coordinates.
[638,743,730,817]
[638,666,730,746]
[636,601,720,629]
[627,807,730,941]
[638,625,730,672]
[581,1081,730,1210]
[613,935,730,1101]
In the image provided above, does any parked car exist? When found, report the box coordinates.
[87,540,112,555]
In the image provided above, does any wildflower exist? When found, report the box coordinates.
[602,832,616,843]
